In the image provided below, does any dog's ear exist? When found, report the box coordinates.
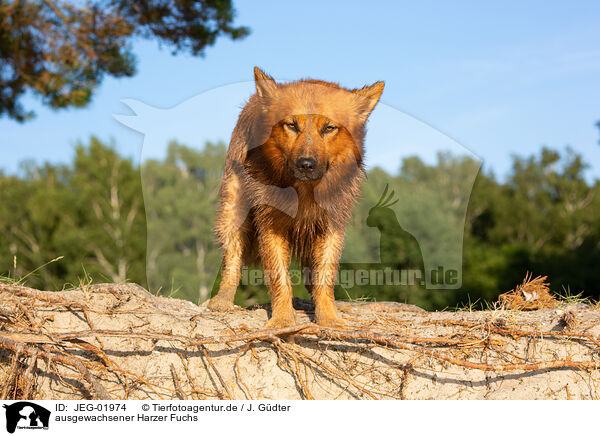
[254,67,277,97]
[353,81,385,120]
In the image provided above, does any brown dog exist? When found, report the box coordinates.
[207,67,384,328]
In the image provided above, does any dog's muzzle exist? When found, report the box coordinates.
[292,157,325,182]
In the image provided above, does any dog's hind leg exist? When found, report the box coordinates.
[207,245,243,311]
[207,173,248,311]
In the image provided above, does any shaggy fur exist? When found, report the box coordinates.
[208,67,384,327]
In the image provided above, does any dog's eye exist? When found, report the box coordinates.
[284,122,299,132]
[322,125,337,134]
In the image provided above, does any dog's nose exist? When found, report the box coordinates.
[296,157,317,171]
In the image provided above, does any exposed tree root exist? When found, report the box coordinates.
[1,283,599,400]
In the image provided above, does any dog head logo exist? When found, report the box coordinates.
[3,402,51,433]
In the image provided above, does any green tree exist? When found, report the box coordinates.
[0,0,249,121]
[0,162,72,287]
[142,140,225,302]
[2,139,598,309]
[464,146,599,303]
[0,137,146,288]
[65,137,147,285]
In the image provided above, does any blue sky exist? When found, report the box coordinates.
[1,0,600,180]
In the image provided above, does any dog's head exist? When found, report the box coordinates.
[252,67,384,184]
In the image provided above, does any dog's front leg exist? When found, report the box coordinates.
[258,228,296,328]
[311,229,347,327]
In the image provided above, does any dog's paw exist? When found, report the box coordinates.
[206,296,235,312]
[264,314,297,329]
[315,305,348,328]
[315,314,348,328]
